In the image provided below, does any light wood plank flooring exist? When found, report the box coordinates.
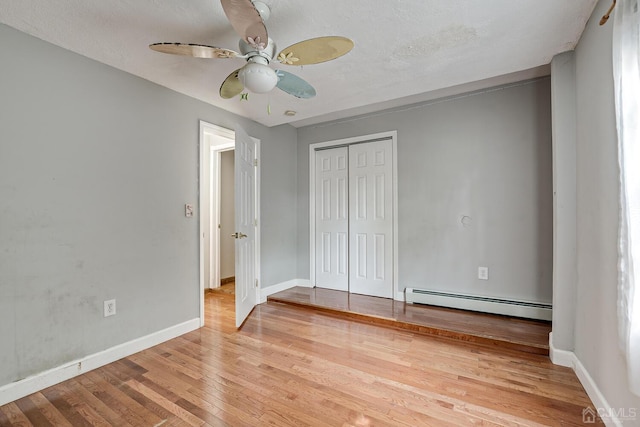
[268,287,552,356]
[0,289,601,426]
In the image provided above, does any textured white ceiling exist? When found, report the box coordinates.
[0,0,598,127]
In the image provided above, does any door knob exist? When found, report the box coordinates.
[231,232,247,239]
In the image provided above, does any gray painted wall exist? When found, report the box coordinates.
[550,51,578,351]
[260,120,299,286]
[297,80,553,304]
[571,0,640,411]
[0,23,297,387]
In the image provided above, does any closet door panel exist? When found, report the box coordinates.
[315,147,349,291]
[348,140,393,298]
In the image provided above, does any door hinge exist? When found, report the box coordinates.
[255,279,259,288]
[254,159,258,167]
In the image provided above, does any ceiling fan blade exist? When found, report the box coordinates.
[149,43,240,59]
[275,70,316,99]
[277,36,354,66]
[220,0,268,48]
[220,68,245,99]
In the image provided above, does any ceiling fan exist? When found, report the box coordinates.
[149,0,354,100]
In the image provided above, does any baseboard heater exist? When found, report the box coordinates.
[405,288,552,321]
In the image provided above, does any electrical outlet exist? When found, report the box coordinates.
[185,203,194,218]
[478,267,489,280]
[104,299,116,317]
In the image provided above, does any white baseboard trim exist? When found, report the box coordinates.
[548,333,620,427]
[259,279,313,303]
[548,332,574,367]
[573,357,622,427]
[0,318,200,407]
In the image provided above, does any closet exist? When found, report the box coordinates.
[314,137,394,298]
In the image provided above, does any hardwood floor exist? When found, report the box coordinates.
[268,287,552,355]
[0,289,601,426]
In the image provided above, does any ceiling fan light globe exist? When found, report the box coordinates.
[239,63,278,93]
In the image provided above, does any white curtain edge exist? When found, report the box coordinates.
[613,0,640,397]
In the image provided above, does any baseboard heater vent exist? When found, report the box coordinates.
[405,288,552,321]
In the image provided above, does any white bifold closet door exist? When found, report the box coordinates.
[315,147,349,291]
[315,139,393,298]
[348,140,393,298]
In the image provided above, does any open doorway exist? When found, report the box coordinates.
[205,148,236,305]
[199,121,234,326]
[218,150,235,288]
[204,126,235,290]
[199,121,260,328]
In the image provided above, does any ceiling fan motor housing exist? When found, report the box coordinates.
[252,1,270,21]
[239,37,276,62]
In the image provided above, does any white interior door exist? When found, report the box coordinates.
[315,147,349,291]
[348,140,393,298]
[234,126,257,328]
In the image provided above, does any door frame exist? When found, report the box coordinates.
[199,120,261,327]
[309,130,400,300]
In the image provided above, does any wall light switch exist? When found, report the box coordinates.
[478,267,489,280]
[104,299,116,317]
[185,203,194,218]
